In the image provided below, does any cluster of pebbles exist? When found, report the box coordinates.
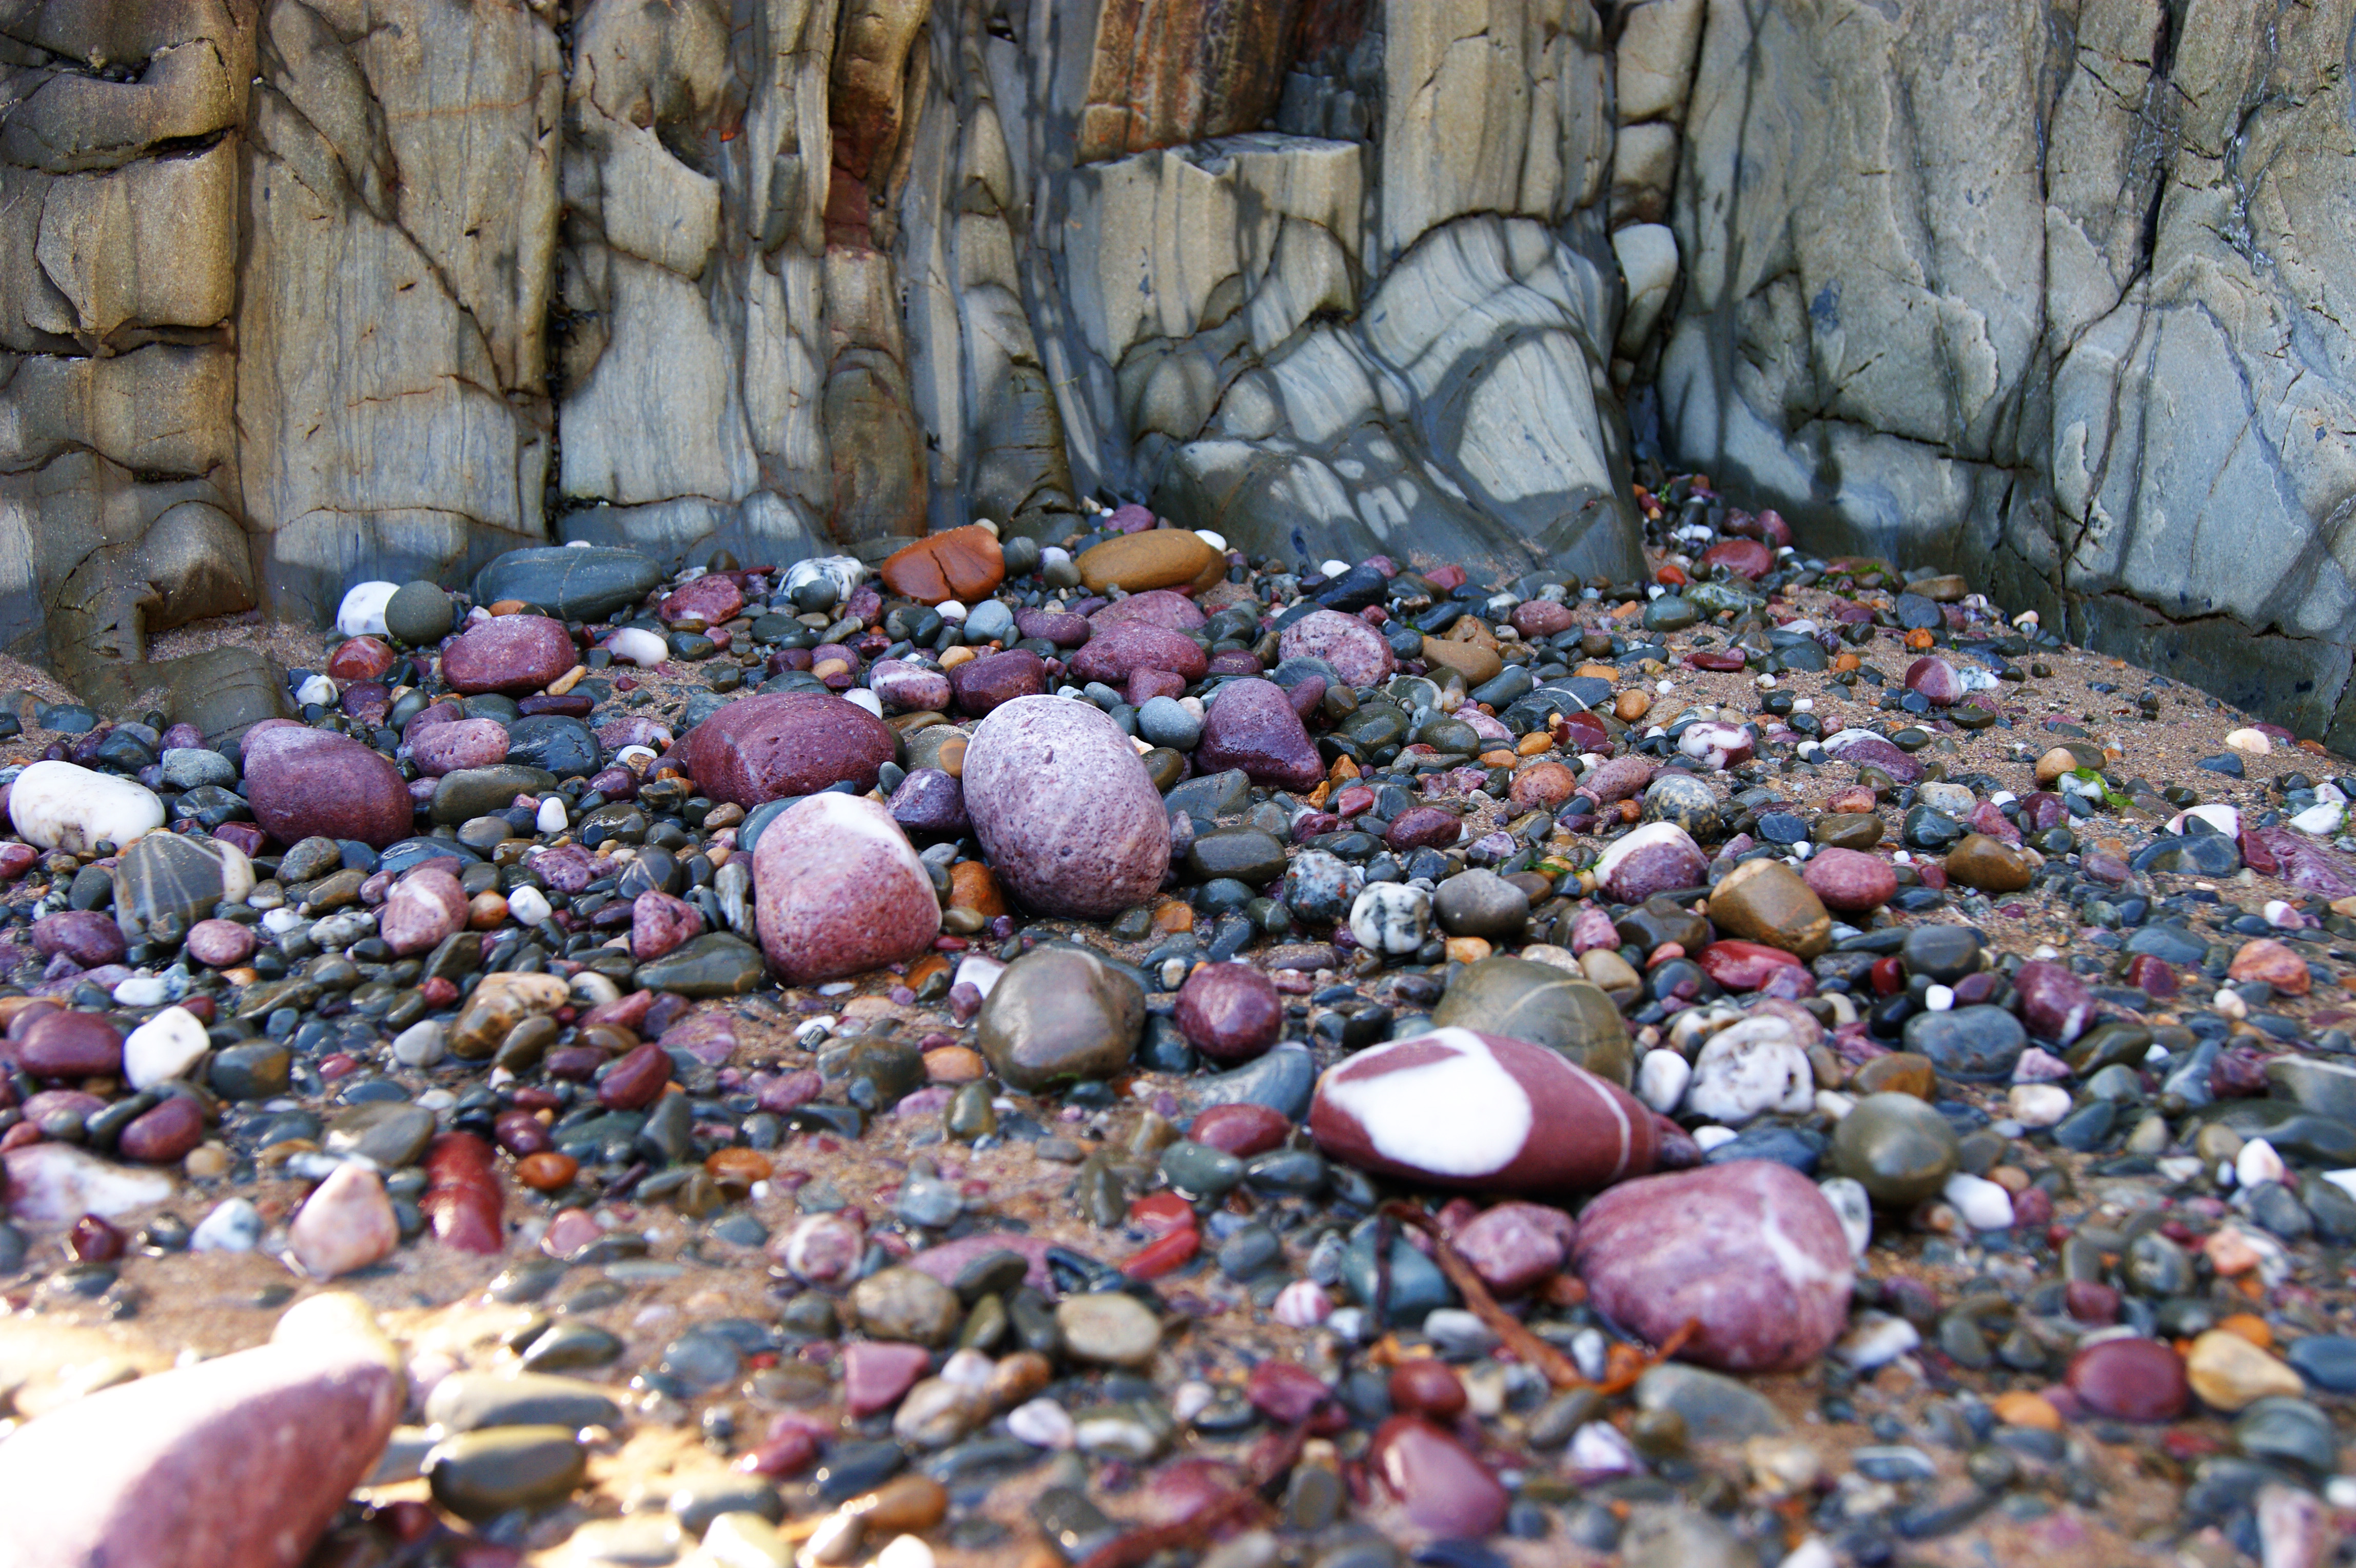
[2,486,2356,1568]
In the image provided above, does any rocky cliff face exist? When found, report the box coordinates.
[1,0,2350,747]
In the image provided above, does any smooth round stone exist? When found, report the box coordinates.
[849,1266,961,1346]
[114,834,252,945]
[1278,609,1395,688]
[2066,1337,2189,1422]
[336,581,399,637]
[380,867,468,956]
[1348,881,1431,955]
[242,726,412,848]
[324,1102,436,1167]
[118,1096,205,1164]
[632,933,765,997]
[1310,1028,1657,1194]
[1641,774,1722,838]
[869,658,953,715]
[1136,695,1201,750]
[1694,938,1802,992]
[1823,730,1925,784]
[1054,1292,1162,1366]
[949,649,1047,715]
[503,714,599,778]
[1574,1160,1853,1371]
[384,581,455,644]
[32,910,125,968]
[1451,1201,1573,1296]
[429,765,558,826]
[1074,530,1221,594]
[1802,847,1896,912]
[1431,869,1530,940]
[1174,963,1283,1063]
[1686,1016,1812,1124]
[2012,959,2093,1044]
[2231,1396,2340,1475]
[681,692,897,807]
[2186,1329,2304,1412]
[158,748,237,790]
[963,696,1170,918]
[407,717,510,776]
[1189,1102,1291,1157]
[1092,589,1207,631]
[8,761,164,852]
[1944,833,2033,892]
[1902,656,1962,705]
[886,768,968,836]
[1430,956,1631,1085]
[1901,1004,2025,1082]
[1067,622,1209,686]
[18,1011,124,1078]
[473,546,661,621]
[975,946,1143,1091]
[1830,1092,1960,1206]
[440,615,575,695]
[1369,1416,1508,1537]
[1705,858,1831,958]
[1594,822,1708,903]
[2286,1335,2356,1394]
[426,1427,586,1520]
[1195,678,1322,790]
[1642,595,1697,633]
[288,1164,399,1279]
[753,794,939,984]
[1901,924,1983,983]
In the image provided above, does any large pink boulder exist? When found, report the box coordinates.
[681,692,896,808]
[961,696,1169,918]
[1066,622,1208,685]
[241,726,412,848]
[753,794,939,983]
[1571,1160,1853,1371]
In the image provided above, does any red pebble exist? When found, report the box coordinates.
[67,1213,124,1262]
[1120,1227,1200,1281]
[2125,953,2178,999]
[1246,1360,1345,1432]
[1127,1192,1197,1238]
[495,1109,552,1157]
[1188,1102,1290,1159]
[420,977,459,1008]
[421,1131,504,1255]
[598,1043,672,1109]
[1387,1359,1467,1421]
[737,1428,819,1477]
[1870,955,1906,996]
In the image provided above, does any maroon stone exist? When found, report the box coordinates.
[2013,959,2093,1044]
[1285,675,1326,720]
[1452,1201,1574,1296]
[339,682,391,726]
[1310,1030,1657,1194]
[1802,847,1897,913]
[659,574,745,625]
[2017,791,2068,832]
[949,649,1048,716]
[160,723,203,750]
[1174,963,1283,1063]
[1595,822,1708,903]
[1245,1361,1342,1431]
[242,727,413,848]
[1687,649,1747,672]
[406,717,510,776]
[2241,825,2356,898]
[887,769,969,836]
[1579,755,1654,804]
[1206,650,1262,676]
[869,659,952,715]
[2066,1337,2189,1421]
[963,697,1170,918]
[1509,600,1576,639]
[1195,678,1323,791]
[843,1341,932,1418]
[1827,733,1924,784]
[681,692,896,808]
[380,868,468,957]
[32,911,125,969]
[1695,938,1801,992]
[1387,1359,1468,1420]
[631,890,705,962]
[1385,806,1462,853]
[2065,1279,2121,1325]
[1697,537,1774,580]
[1014,607,1091,645]
[1571,1160,1852,1371]
[0,1326,403,1568]
[17,1011,124,1079]
[441,615,576,695]
[211,822,266,858]
[1187,1102,1289,1158]
[494,1109,552,1157]
[185,918,257,968]
[421,1132,503,1254]
[1091,590,1206,632]
[1066,622,1208,686]
[2126,953,2179,999]
[1276,609,1393,688]
[1967,800,2021,845]
[325,636,396,681]
[753,794,938,983]
[1369,1417,1509,1537]
[119,1095,205,1163]
[599,1043,672,1110]
[517,693,594,717]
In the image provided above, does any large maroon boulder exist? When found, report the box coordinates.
[241,727,413,848]
[962,696,1170,918]
[0,1316,403,1568]
[1066,622,1209,686]
[1309,1028,1657,1194]
[1195,677,1323,790]
[753,794,940,983]
[680,692,896,808]
[440,615,576,695]
[1571,1160,1853,1371]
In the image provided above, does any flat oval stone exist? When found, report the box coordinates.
[881,524,1005,604]
[1573,1160,1852,1371]
[1369,1416,1508,1537]
[963,696,1169,918]
[407,716,511,776]
[1829,1091,1960,1205]
[474,546,661,621]
[1801,847,1895,912]
[426,1426,586,1520]
[681,692,896,808]
[2067,1337,2189,1421]
[1277,609,1394,689]
[1195,677,1321,790]
[1075,530,1221,593]
[1429,956,1632,1085]
[949,649,1047,716]
[1092,589,1207,631]
[17,1010,125,1078]
[1067,622,1209,686]
[754,794,939,984]
[441,615,575,695]
[1452,1201,1574,1296]
[1902,1004,2025,1081]
[32,910,125,969]
[242,727,413,848]
[1310,1028,1657,1194]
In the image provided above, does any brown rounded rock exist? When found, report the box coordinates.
[1173,963,1283,1063]
[1510,761,1578,812]
[880,524,1005,604]
[1076,530,1221,593]
[1705,857,1832,957]
[681,692,896,809]
[753,794,940,984]
[1943,833,2034,893]
[440,615,576,695]
[242,727,414,848]
[963,696,1170,918]
[118,1095,206,1163]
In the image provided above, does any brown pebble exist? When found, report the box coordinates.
[515,1152,578,1192]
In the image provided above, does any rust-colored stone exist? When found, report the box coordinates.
[880,525,1005,605]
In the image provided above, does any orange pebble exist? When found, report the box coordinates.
[467,891,508,930]
[488,599,528,616]
[949,861,1006,918]
[907,953,951,990]
[1990,1391,2062,1431]
[1905,628,1936,650]
[1478,750,1518,768]
[2216,1312,2272,1350]
[705,1148,775,1189]
[1832,651,1861,672]
[516,1151,578,1192]
[1516,733,1553,756]
[924,1045,988,1083]
[1151,900,1195,934]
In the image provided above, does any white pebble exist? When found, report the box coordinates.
[262,907,305,935]
[1779,1539,1838,1568]
[874,1538,935,1568]
[2264,899,2305,928]
[191,1197,262,1253]
[2213,987,2248,1020]
[1195,530,1228,551]
[2236,1136,2286,1189]
[296,674,338,707]
[111,975,169,1008]
[124,1007,210,1088]
[2226,727,2272,754]
[1685,1016,1812,1125]
[507,885,552,926]
[536,796,568,834]
[935,599,967,622]
[1568,1421,1641,1476]
[1635,1049,1690,1114]
[1835,1312,1921,1369]
[335,581,398,638]
[1320,559,1348,578]
[1922,983,1955,1012]
[1942,1172,2015,1230]
[939,1349,994,1388]
[844,688,884,718]
[605,627,667,667]
[1691,1125,1739,1151]
[1817,1177,1873,1257]
[392,1019,445,1068]
[8,760,165,853]
[2008,1084,2072,1128]
[1571,1327,1607,1381]
[1171,1381,1215,1423]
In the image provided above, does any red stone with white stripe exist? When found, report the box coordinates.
[1307,1028,1657,1194]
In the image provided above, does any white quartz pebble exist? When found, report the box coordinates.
[336,581,398,638]
[7,760,164,852]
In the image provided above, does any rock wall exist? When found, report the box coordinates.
[3,0,2353,749]
[1651,0,2356,753]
